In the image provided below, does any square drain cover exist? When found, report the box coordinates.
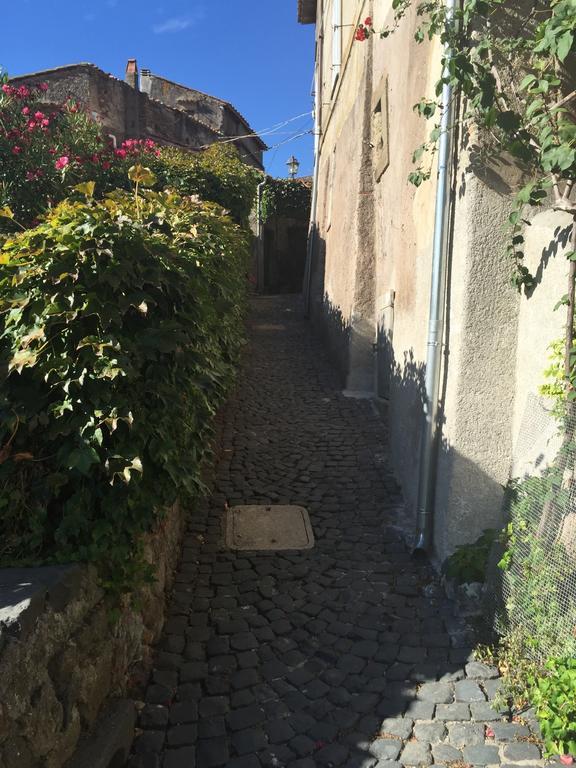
[226,505,314,551]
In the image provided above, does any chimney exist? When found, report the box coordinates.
[140,68,152,95]
[125,59,139,90]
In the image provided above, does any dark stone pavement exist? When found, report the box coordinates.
[131,296,544,768]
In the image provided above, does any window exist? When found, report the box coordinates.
[372,76,390,182]
[331,0,342,91]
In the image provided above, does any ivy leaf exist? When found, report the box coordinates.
[74,181,96,198]
[128,165,157,187]
[556,30,573,62]
[66,446,101,475]
[0,205,15,220]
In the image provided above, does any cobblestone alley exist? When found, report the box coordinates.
[133,296,544,768]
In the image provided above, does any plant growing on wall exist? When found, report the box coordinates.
[0,183,250,592]
[356,0,575,382]
[261,177,312,223]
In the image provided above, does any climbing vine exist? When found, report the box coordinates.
[357,0,576,385]
[261,177,312,223]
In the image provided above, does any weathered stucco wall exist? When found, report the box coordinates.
[306,0,575,564]
[0,502,185,768]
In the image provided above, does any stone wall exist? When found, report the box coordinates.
[9,64,264,168]
[0,502,185,768]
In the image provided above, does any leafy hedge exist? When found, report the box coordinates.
[148,145,262,225]
[0,76,260,228]
[261,177,312,223]
[0,188,250,590]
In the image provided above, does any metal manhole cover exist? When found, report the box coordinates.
[226,505,314,551]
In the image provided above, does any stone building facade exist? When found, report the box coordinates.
[299,0,573,564]
[10,60,265,169]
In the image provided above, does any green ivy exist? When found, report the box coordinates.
[0,187,250,592]
[146,144,261,225]
[261,177,312,223]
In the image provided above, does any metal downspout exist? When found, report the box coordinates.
[414,0,457,553]
[256,177,267,293]
[304,15,323,317]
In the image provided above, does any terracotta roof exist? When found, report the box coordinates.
[298,0,317,23]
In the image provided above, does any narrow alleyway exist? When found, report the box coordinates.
[133,296,543,768]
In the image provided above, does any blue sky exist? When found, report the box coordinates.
[1,1,316,177]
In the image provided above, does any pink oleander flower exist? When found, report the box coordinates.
[38,82,49,92]
[115,148,127,158]
[41,118,50,128]
[102,160,111,170]
[17,86,30,98]
[11,145,22,154]
[55,155,70,170]
[22,106,30,116]
[2,84,13,94]
[34,111,45,120]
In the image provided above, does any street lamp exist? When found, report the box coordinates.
[287,155,300,179]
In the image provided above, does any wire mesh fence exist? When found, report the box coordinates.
[488,393,576,663]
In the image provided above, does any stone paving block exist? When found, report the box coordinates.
[196,737,229,767]
[369,739,403,761]
[447,722,485,748]
[466,662,500,680]
[168,702,198,725]
[316,743,350,765]
[463,744,501,765]
[489,723,530,742]
[435,703,471,721]
[502,743,541,762]
[231,727,268,755]
[141,705,170,729]
[417,683,454,704]
[163,747,196,768]
[400,741,432,766]
[379,718,414,740]
[404,701,436,720]
[455,679,486,703]
[470,702,501,722]
[413,722,446,743]
[432,743,462,763]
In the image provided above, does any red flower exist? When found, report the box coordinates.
[355,25,367,41]
[102,161,111,170]
[34,111,45,120]
[364,16,373,26]
[115,148,127,158]
[38,82,49,92]
[11,146,22,154]
[55,155,70,170]
[22,106,30,116]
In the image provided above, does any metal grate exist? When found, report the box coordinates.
[489,394,576,662]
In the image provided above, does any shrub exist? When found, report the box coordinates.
[0,186,250,590]
[530,657,576,757]
[146,144,261,224]
[442,528,500,584]
[261,177,312,223]
[0,76,259,229]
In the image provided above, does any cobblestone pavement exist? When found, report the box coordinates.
[132,296,545,768]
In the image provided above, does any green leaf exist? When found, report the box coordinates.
[128,164,157,187]
[66,446,101,475]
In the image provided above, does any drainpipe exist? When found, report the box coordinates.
[414,0,457,553]
[303,17,324,317]
[256,177,267,293]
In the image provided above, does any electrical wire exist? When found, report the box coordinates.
[200,111,313,149]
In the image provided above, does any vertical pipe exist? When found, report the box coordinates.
[256,178,267,293]
[414,0,457,553]
[303,12,324,316]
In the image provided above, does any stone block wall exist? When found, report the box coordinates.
[0,502,185,768]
